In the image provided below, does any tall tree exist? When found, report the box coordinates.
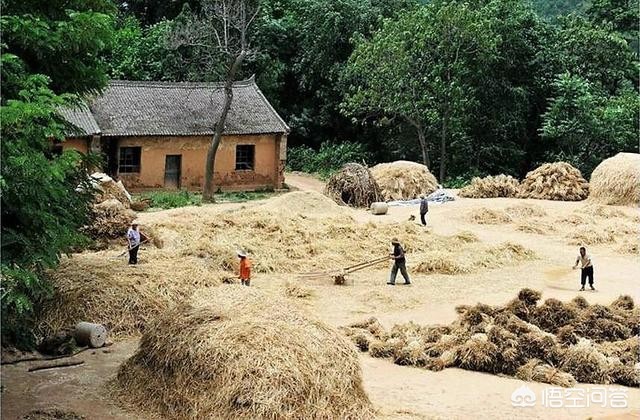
[1,0,115,347]
[343,1,496,181]
[168,0,260,202]
[541,73,639,176]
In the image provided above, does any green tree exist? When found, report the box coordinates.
[343,1,497,181]
[1,1,115,347]
[541,73,639,176]
[553,16,638,95]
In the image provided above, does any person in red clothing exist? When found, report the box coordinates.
[238,250,251,286]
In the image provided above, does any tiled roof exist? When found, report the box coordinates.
[85,78,289,136]
[59,103,101,137]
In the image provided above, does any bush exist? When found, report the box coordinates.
[141,190,202,209]
[286,141,371,179]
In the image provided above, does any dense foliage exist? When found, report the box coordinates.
[109,0,638,181]
[1,0,638,347]
[1,0,115,347]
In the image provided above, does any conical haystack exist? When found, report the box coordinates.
[114,287,373,420]
[518,162,589,201]
[325,163,381,207]
[370,161,438,201]
[459,175,520,198]
[589,153,640,206]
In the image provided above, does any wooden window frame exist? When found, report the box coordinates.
[118,146,141,173]
[235,144,255,171]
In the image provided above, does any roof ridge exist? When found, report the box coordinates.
[109,78,256,89]
[251,84,290,133]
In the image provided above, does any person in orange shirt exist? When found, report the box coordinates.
[238,250,251,286]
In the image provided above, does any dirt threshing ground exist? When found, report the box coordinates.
[2,173,639,420]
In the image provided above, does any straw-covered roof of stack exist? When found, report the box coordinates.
[114,286,374,420]
[589,153,640,206]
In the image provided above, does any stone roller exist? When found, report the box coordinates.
[74,322,108,348]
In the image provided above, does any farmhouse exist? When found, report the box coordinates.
[59,77,289,191]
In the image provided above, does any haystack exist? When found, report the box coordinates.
[83,199,136,239]
[91,172,131,208]
[589,152,640,206]
[325,163,381,207]
[370,161,438,201]
[115,287,373,420]
[518,162,589,201]
[459,175,520,198]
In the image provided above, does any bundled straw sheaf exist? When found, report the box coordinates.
[370,161,438,201]
[589,153,640,206]
[345,290,639,387]
[325,163,382,207]
[518,162,589,201]
[115,287,374,420]
[459,175,520,198]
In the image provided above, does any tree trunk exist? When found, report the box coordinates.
[202,51,247,202]
[439,111,448,183]
[417,125,430,169]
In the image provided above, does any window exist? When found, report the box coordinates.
[235,144,255,170]
[119,147,141,173]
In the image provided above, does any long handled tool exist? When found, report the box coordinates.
[114,239,149,258]
[297,256,390,284]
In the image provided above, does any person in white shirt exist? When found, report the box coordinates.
[126,221,146,265]
[573,246,594,291]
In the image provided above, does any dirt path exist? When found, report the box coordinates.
[2,188,638,419]
[284,171,325,193]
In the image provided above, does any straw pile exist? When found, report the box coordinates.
[91,172,131,208]
[589,153,640,206]
[83,199,136,239]
[114,287,373,420]
[370,161,438,201]
[467,208,512,224]
[459,175,520,198]
[39,191,536,336]
[345,291,639,387]
[518,162,589,201]
[325,163,381,207]
[83,173,136,239]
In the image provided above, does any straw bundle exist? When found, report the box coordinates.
[115,287,373,420]
[459,175,520,198]
[516,359,576,387]
[606,361,640,387]
[533,298,578,333]
[345,291,638,386]
[370,161,438,201]
[518,162,589,201]
[589,153,640,206]
[561,339,611,384]
[617,240,639,255]
[325,163,381,207]
[83,199,136,239]
[454,333,499,373]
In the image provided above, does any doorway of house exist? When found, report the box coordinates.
[164,155,182,189]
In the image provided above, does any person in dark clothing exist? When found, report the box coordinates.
[573,246,595,291]
[419,195,429,226]
[126,221,147,265]
[387,238,411,285]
